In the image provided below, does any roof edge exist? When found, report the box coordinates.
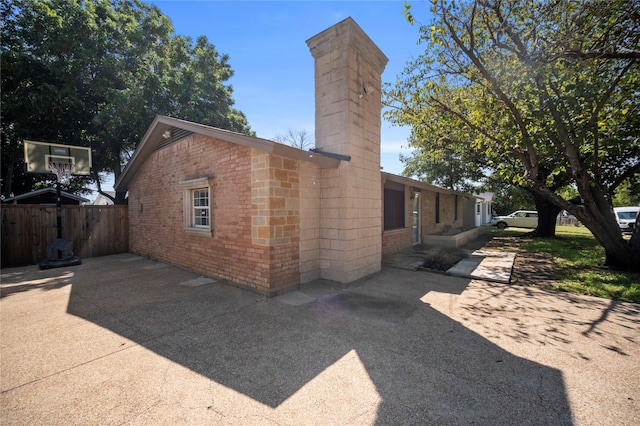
[3,187,89,203]
[382,172,470,197]
[115,115,341,191]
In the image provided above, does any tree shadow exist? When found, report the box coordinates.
[446,280,640,362]
[56,257,573,423]
[0,267,73,298]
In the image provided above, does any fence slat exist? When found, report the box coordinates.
[1,205,129,268]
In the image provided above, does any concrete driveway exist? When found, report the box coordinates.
[1,253,639,425]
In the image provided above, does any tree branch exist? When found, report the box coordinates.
[607,162,640,194]
[438,1,538,175]
[427,97,530,169]
[91,170,115,204]
[591,60,635,119]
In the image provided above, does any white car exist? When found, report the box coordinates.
[490,210,538,229]
[614,206,640,232]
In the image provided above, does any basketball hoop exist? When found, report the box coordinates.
[49,161,75,185]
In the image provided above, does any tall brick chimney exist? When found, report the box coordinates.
[307,18,388,283]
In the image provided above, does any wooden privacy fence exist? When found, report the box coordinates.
[1,205,129,268]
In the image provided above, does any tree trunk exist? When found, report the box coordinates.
[571,176,639,271]
[630,214,640,261]
[579,212,637,271]
[3,153,14,198]
[534,182,639,271]
[530,192,561,237]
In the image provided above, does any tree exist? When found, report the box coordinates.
[385,0,640,271]
[611,175,640,207]
[1,0,97,197]
[1,0,253,204]
[398,115,487,192]
[274,129,314,150]
[478,180,535,216]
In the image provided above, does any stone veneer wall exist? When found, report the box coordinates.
[307,18,388,283]
[298,165,322,283]
[250,150,301,293]
[128,134,299,295]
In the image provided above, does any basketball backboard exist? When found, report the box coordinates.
[24,140,92,175]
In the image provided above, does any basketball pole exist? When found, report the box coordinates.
[56,179,63,239]
[39,163,81,270]
[23,140,89,269]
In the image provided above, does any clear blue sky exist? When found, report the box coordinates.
[97,1,430,196]
[143,0,431,175]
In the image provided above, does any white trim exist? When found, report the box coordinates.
[181,177,215,235]
[179,177,215,189]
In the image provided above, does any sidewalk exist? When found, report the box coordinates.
[382,233,516,284]
[446,249,516,283]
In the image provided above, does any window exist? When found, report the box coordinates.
[180,177,215,234]
[435,193,440,224]
[454,195,458,221]
[192,188,210,228]
[384,188,405,230]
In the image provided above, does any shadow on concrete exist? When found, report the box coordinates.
[0,268,73,298]
[59,256,573,423]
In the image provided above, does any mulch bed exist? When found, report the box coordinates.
[414,245,468,271]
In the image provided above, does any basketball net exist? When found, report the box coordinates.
[49,161,75,185]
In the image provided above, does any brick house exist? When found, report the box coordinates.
[115,18,469,296]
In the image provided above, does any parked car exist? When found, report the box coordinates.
[614,206,640,232]
[490,210,538,229]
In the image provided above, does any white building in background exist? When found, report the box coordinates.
[93,191,115,205]
[474,192,494,226]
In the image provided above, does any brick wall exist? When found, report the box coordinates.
[381,228,412,256]
[379,183,464,255]
[421,190,463,236]
[128,134,299,295]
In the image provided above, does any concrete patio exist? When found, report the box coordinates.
[1,253,639,425]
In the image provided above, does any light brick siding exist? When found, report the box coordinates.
[421,191,463,236]
[128,134,299,295]
[299,165,322,283]
[308,18,387,283]
[379,183,465,255]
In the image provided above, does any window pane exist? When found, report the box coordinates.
[384,188,405,230]
[192,188,210,228]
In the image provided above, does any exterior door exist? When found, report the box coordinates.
[413,194,421,244]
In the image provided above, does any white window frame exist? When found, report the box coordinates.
[179,177,215,236]
[192,188,210,228]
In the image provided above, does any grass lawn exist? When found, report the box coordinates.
[489,226,640,303]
